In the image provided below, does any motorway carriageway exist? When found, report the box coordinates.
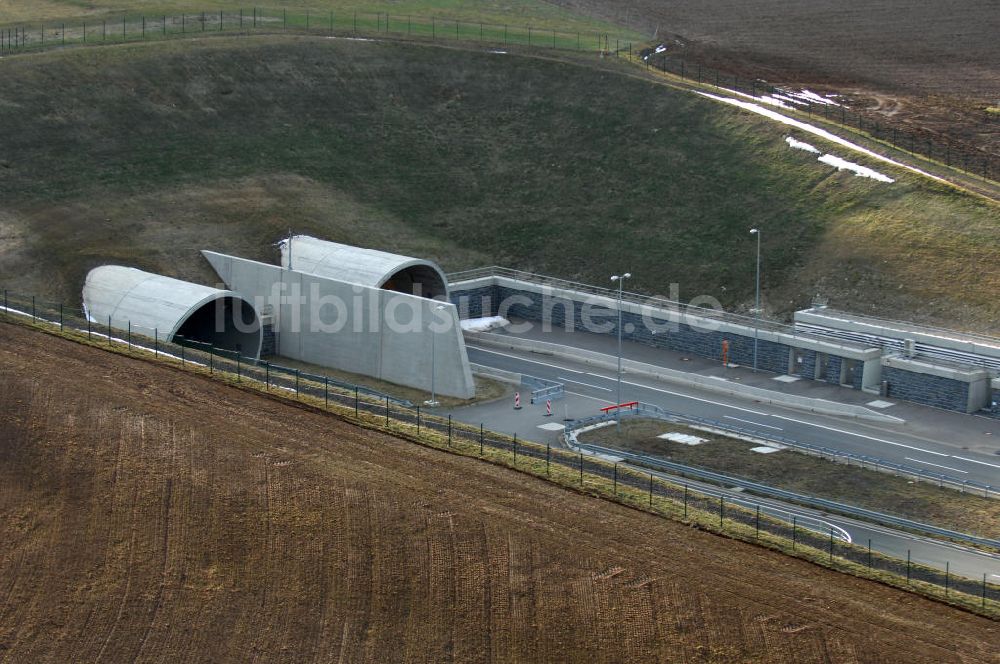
[465,344,1000,488]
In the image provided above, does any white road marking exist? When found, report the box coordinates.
[769,414,950,457]
[466,346,585,374]
[951,456,1000,470]
[564,390,614,404]
[618,378,773,417]
[472,346,984,470]
[724,415,783,431]
[903,457,969,474]
[557,376,612,391]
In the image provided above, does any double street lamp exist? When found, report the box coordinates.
[610,272,631,429]
[749,228,761,372]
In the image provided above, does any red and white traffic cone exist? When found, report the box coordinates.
[514,392,522,410]
[545,399,552,417]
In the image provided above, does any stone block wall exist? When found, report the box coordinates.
[883,366,970,412]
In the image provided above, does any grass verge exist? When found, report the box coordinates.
[579,418,1000,541]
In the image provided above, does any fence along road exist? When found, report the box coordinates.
[3,293,1000,612]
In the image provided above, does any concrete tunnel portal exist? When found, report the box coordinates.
[82,265,263,358]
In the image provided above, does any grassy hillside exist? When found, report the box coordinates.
[0,36,997,328]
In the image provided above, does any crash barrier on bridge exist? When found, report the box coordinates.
[463,329,900,423]
[563,405,1000,548]
[4,295,999,618]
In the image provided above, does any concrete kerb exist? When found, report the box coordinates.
[470,362,521,385]
[466,330,904,424]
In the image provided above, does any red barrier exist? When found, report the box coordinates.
[600,401,638,413]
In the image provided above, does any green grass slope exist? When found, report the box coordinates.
[0,36,997,328]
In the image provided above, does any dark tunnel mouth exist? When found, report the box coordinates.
[380,264,448,299]
[173,296,261,357]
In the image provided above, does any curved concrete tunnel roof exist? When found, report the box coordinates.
[279,235,449,299]
[82,266,262,358]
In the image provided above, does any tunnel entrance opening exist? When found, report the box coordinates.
[381,264,448,299]
[174,296,261,356]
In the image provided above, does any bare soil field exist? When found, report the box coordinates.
[550,0,1000,154]
[1,322,999,662]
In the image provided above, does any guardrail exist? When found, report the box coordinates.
[563,405,1000,551]
[448,266,872,348]
[630,401,994,498]
[521,374,565,403]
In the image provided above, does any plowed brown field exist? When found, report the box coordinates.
[1,321,998,663]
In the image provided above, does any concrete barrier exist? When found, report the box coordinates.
[470,362,521,385]
[465,331,904,424]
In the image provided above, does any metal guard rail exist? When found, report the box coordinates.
[577,440,1000,552]
[630,402,995,497]
[446,266,870,347]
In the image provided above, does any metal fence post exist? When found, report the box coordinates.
[355,387,359,416]
[236,353,240,381]
[180,342,184,365]
[867,539,872,568]
[945,562,950,596]
[154,328,157,357]
[59,303,63,331]
[719,495,724,528]
[127,320,131,349]
[108,315,112,346]
[648,473,653,506]
[209,346,214,374]
[613,464,617,495]
[579,452,583,484]
[324,377,328,408]
[984,574,988,609]
[792,516,797,550]
[906,550,911,583]
[512,433,517,462]
[829,528,834,562]
[31,295,35,319]
[295,369,299,395]
[448,415,452,446]
[755,505,760,538]
[547,445,551,476]
[683,484,688,518]
[416,405,420,434]
[480,423,484,455]
[386,396,390,425]
[88,316,92,340]
[265,362,269,389]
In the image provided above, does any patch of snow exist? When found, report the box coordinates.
[818,154,894,183]
[750,445,783,454]
[785,136,820,153]
[537,422,566,431]
[783,89,841,107]
[756,96,792,109]
[658,432,707,446]
[654,44,667,54]
[461,316,510,333]
[697,91,945,184]
[488,49,507,55]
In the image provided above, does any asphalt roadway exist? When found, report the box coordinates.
[439,336,1000,582]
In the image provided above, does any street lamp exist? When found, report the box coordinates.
[749,228,761,372]
[610,272,631,429]
[425,303,447,407]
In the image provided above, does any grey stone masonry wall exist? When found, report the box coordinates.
[261,323,276,357]
[883,366,970,411]
[480,284,796,374]
[450,285,498,320]
[824,355,843,386]
[796,349,817,379]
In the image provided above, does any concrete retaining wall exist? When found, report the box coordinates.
[467,330,901,423]
[205,251,476,398]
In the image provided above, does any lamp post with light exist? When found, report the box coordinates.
[610,272,631,429]
[749,228,761,372]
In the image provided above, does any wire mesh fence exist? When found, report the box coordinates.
[2,287,999,616]
[0,7,632,56]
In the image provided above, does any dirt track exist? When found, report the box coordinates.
[1,321,998,662]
